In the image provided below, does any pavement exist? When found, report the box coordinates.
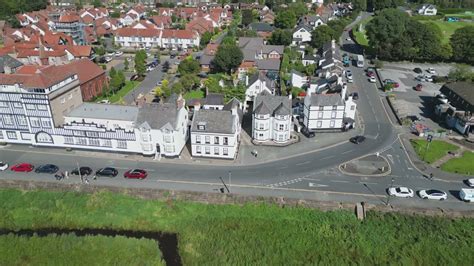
[0,13,472,211]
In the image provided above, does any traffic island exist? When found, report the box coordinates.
[339,154,391,176]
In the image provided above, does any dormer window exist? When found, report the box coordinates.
[197,122,206,131]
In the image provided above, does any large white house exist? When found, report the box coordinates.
[303,85,356,131]
[244,72,275,112]
[252,92,292,144]
[115,28,200,49]
[190,99,243,159]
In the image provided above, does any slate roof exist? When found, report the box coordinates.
[310,93,343,106]
[303,54,319,61]
[249,22,274,32]
[191,109,235,134]
[135,101,181,130]
[254,92,291,116]
[204,93,224,106]
[67,103,139,121]
[199,54,214,65]
[256,59,280,71]
[248,72,274,89]
[440,82,474,111]
[0,55,23,73]
[294,24,312,33]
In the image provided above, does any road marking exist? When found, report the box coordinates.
[296,161,310,166]
[387,154,394,163]
[321,155,335,160]
[341,150,353,154]
[331,180,350,183]
[303,178,321,181]
[309,183,328,188]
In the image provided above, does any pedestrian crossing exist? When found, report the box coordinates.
[266,178,304,188]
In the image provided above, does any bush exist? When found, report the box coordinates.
[432,75,448,83]
[412,14,444,21]
[374,59,383,69]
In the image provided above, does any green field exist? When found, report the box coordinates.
[410,139,459,164]
[421,20,473,43]
[352,16,372,47]
[1,189,473,265]
[441,151,474,175]
[0,233,164,265]
[95,81,140,104]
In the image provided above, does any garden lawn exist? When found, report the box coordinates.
[410,139,459,164]
[184,89,204,100]
[352,16,372,47]
[441,151,474,175]
[0,234,164,265]
[96,81,140,104]
[1,189,473,265]
[420,20,473,43]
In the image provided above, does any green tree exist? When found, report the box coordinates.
[268,29,292,46]
[241,9,253,26]
[161,79,171,97]
[92,0,102,8]
[171,82,184,95]
[178,58,200,75]
[212,44,243,74]
[109,67,117,80]
[305,64,316,76]
[200,31,213,47]
[124,58,129,71]
[450,26,474,65]
[154,86,163,97]
[134,50,146,77]
[275,10,296,29]
[448,64,474,82]
[311,25,335,49]
[180,74,200,91]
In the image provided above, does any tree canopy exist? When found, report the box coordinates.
[178,58,200,75]
[268,29,293,46]
[212,44,243,74]
[450,26,474,65]
[275,10,297,29]
[134,50,147,77]
[311,25,335,50]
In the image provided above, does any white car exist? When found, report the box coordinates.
[418,189,448,200]
[106,52,115,57]
[465,178,474,187]
[104,56,113,63]
[114,51,123,57]
[369,76,376,83]
[97,99,110,104]
[346,37,352,41]
[416,75,425,82]
[427,68,436,74]
[388,187,414,198]
[0,162,8,171]
[424,75,433,82]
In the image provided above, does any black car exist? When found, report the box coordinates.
[301,127,315,138]
[96,167,118,177]
[350,135,366,144]
[414,67,423,74]
[35,164,59,174]
[71,166,93,176]
[351,92,359,100]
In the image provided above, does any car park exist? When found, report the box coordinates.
[11,163,34,172]
[459,188,474,202]
[301,127,315,138]
[96,167,118,177]
[35,164,59,174]
[388,187,414,198]
[465,178,474,187]
[124,169,148,179]
[414,67,422,74]
[71,166,93,176]
[369,76,376,83]
[350,135,366,144]
[418,189,448,200]
[0,162,9,171]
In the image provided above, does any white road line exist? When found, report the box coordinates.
[296,161,310,166]
[331,180,350,183]
[321,155,335,160]
[341,150,354,154]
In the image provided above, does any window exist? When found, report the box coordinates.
[278,134,284,141]
[73,131,86,137]
[330,120,335,128]
[258,133,263,137]
[0,101,7,108]
[205,146,210,154]
[26,104,36,110]
[7,131,17,139]
[0,131,3,139]
[3,115,13,125]
[196,135,201,143]
[17,116,28,126]
[319,106,324,111]
[332,105,337,110]
[223,137,228,145]
[331,111,337,118]
[205,136,210,144]
[223,148,228,156]
[117,140,127,149]
[41,119,52,128]
[165,145,175,153]
[164,135,172,143]
[351,106,355,110]
[13,102,22,108]
[259,123,264,130]
[214,147,219,155]
[64,136,74,144]
[86,131,99,138]
[75,137,87,145]
[279,124,284,131]
[89,138,100,146]
[318,112,323,118]
[37,105,47,111]
[102,139,112,147]
[214,136,219,144]
[196,145,201,154]
[317,121,322,128]
[259,115,265,119]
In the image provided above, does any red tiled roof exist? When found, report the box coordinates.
[59,14,80,23]
[82,15,95,24]
[186,17,213,34]
[1,64,77,89]
[65,45,92,57]
[116,27,161,37]
[162,29,197,39]
[149,15,171,27]
[16,48,66,58]
[57,58,104,85]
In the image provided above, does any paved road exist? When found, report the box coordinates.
[0,13,471,211]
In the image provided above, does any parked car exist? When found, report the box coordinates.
[104,56,113,63]
[97,57,107,64]
[97,99,110,104]
[369,76,376,83]
[415,84,423,91]
[35,164,59,174]
[383,79,399,87]
[350,135,366,144]
[414,67,423,74]
[124,169,148,179]
[416,75,425,82]
[427,67,436,74]
[301,127,315,138]
[436,93,448,104]
[418,189,448,200]
[106,52,115,57]
[11,163,34,172]
[459,188,474,202]
[71,166,93,176]
[465,178,474,187]
[351,92,359,100]
[114,51,123,57]
[387,187,414,198]
[0,162,9,171]
[424,75,433,82]
[96,167,118,177]
[130,74,140,81]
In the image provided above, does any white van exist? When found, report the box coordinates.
[459,189,474,202]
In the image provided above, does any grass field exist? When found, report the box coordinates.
[352,17,372,47]
[410,139,459,164]
[95,81,140,104]
[0,233,164,265]
[441,151,474,175]
[183,89,204,100]
[1,189,473,265]
[420,20,473,43]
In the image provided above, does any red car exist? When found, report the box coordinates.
[11,163,34,172]
[124,169,148,179]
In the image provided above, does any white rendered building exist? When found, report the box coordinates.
[252,92,292,143]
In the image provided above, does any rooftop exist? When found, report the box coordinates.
[191,109,235,134]
[67,103,139,121]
